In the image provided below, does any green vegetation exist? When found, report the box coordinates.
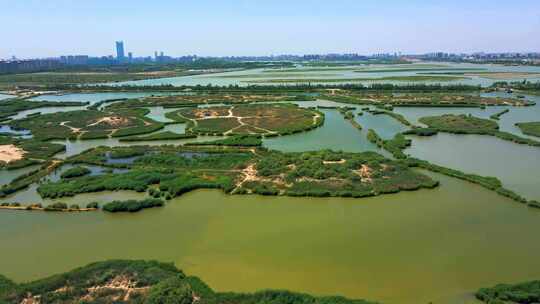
[476,280,540,304]
[106,93,315,110]
[403,128,439,136]
[420,114,498,131]
[247,150,438,197]
[338,107,363,130]
[515,121,540,138]
[491,81,540,93]
[0,161,62,197]
[9,108,163,140]
[186,135,263,147]
[322,91,529,107]
[368,110,413,126]
[102,198,165,213]
[490,109,510,120]
[0,259,376,304]
[86,202,100,209]
[367,130,411,159]
[419,114,540,147]
[60,166,91,179]
[119,131,197,142]
[243,75,467,84]
[61,83,481,95]
[36,146,438,201]
[175,104,323,136]
[44,202,68,211]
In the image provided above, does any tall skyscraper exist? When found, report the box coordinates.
[116,41,125,61]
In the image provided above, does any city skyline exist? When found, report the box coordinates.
[2,0,540,59]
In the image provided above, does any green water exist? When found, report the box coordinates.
[2,172,540,304]
[0,165,41,185]
[264,109,381,153]
[2,90,540,303]
[406,133,540,201]
[396,94,540,201]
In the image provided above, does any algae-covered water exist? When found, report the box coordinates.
[2,173,540,304]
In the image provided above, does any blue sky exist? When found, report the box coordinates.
[2,0,539,58]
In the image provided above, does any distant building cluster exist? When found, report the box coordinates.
[2,41,540,75]
[415,52,540,63]
[0,59,62,74]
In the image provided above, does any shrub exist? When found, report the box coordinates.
[86,202,99,209]
[60,166,91,179]
[44,202,68,211]
[102,198,164,213]
[145,276,193,304]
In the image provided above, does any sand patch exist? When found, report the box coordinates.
[323,159,346,165]
[0,144,26,163]
[87,116,130,127]
[355,164,373,183]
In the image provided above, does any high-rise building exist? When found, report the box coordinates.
[116,41,125,61]
[128,52,133,62]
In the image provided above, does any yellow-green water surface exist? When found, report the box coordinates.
[2,172,540,304]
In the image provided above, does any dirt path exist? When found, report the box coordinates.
[313,112,321,125]
[59,121,82,133]
[231,163,259,193]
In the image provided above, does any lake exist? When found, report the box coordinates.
[2,172,540,304]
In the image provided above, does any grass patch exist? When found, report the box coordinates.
[60,166,91,179]
[419,114,540,146]
[186,135,262,147]
[9,108,163,140]
[118,131,196,142]
[178,104,323,136]
[515,121,540,138]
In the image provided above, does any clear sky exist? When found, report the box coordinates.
[2,0,540,59]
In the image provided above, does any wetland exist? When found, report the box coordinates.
[2,62,540,304]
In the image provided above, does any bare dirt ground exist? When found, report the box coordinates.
[354,164,373,183]
[0,144,26,163]
[87,116,130,127]
[322,159,346,165]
